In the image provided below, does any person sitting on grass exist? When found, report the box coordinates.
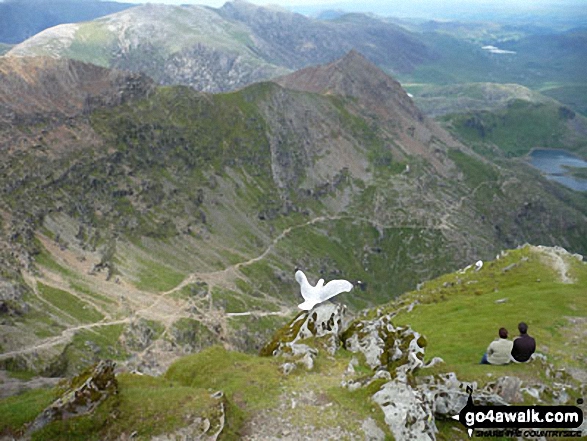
[511,322,536,363]
[480,327,513,365]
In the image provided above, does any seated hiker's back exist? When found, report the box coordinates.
[511,322,536,363]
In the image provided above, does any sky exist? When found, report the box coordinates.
[99,0,587,21]
[1,0,585,22]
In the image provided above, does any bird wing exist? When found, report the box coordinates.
[318,279,353,302]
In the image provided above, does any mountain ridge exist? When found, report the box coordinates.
[6,1,435,93]
[0,53,586,381]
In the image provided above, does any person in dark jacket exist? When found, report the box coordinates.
[511,322,536,362]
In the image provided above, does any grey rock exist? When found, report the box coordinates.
[298,352,315,370]
[423,357,444,369]
[281,362,297,375]
[372,379,436,441]
[26,360,118,436]
[343,313,426,376]
[484,376,523,403]
[346,356,359,374]
[361,417,386,441]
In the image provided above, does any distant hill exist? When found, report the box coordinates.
[0,0,135,44]
[408,82,554,118]
[7,1,586,116]
[6,1,434,92]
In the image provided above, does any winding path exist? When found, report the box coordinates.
[2,213,443,361]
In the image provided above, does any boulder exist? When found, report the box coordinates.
[372,379,436,441]
[26,360,118,435]
[417,373,507,418]
[342,313,426,377]
[260,303,347,358]
[484,376,523,403]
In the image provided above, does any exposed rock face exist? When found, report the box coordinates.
[0,278,28,316]
[261,302,348,358]
[372,380,437,441]
[265,305,526,440]
[26,360,118,435]
[261,303,348,371]
[0,57,154,127]
[342,312,427,378]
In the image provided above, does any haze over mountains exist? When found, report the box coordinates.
[5,0,587,118]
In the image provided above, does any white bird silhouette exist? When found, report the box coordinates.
[295,270,353,310]
[475,260,483,271]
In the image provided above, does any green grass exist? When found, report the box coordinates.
[388,246,587,383]
[541,84,587,117]
[68,22,115,67]
[60,325,127,376]
[34,247,76,279]
[166,345,283,412]
[30,374,220,441]
[0,387,57,437]
[442,100,585,157]
[448,149,500,188]
[134,256,186,293]
[37,283,103,324]
[68,282,117,307]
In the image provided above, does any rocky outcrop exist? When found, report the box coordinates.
[342,312,428,379]
[0,57,154,126]
[26,360,118,436]
[261,303,348,356]
[0,278,28,316]
[264,304,545,440]
[261,303,348,372]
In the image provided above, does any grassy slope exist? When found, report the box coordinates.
[407,82,552,118]
[388,246,587,380]
[1,245,584,440]
[440,100,587,157]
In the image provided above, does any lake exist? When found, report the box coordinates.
[528,149,587,192]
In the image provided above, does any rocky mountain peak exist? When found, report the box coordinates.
[273,50,424,122]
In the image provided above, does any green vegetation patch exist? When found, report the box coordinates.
[60,325,127,376]
[69,22,115,67]
[166,345,283,411]
[134,256,186,293]
[442,101,582,157]
[448,149,500,188]
[30,374,219,441]
[389,247,587,383]
[541,84,587,117]
[0,387,57,437]
[37,283,103,324]
[34,247,76,279]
